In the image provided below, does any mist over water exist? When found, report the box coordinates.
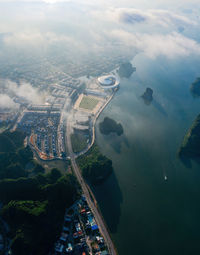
[95,54,200,255]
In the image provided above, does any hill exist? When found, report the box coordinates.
[141,88,153,105]
[99,117,123,136]
[117,62,136,78]
[178,114,200,161]
[78,145,113,184]
[1,172,78,255]
[0,130,79,255]
[0,130,33,180]
[190,77,200,97]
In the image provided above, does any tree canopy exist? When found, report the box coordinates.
[78,145,113,184]
[0,171,78,255]
[0,130,79,255]
[0,130,33,180]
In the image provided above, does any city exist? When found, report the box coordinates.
[55,195,108,255]
[0,63,121,255]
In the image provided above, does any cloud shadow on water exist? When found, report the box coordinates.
[122,135,130,148]
[152,99,168,117]
[180,155,200,169]
[179,156,192,168]
[100,132,130,154]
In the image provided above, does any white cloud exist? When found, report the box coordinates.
[42,0,71,3]
[0,1,199,62]
[0,94,19,109]
[3,31,85,52]
[110,30,200,58]
[2,15,200,61]
[149,9,197,27]
[93,8,197,28]
[6,81,46,104]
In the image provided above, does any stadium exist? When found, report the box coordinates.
[97,75,120,89]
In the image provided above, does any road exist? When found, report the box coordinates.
[10,109,25,132]
[66,120,117,255]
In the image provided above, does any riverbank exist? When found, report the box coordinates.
[66,108,118,255]
[94,54,200,255]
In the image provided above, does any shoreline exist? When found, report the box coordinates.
[66,88,118,255]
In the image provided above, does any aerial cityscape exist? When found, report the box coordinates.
[1,0,200,255]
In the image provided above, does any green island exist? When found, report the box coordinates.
[178,114,200,160]
[78,145,113,184]
[0,130,79,255]
[117,62,136,78]
[99,117,124,136]
[141,87,153,105]
[190,77,200,97]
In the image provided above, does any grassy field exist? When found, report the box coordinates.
[36,158,70,174]
[79,96,99,110]
[71,133,88,153]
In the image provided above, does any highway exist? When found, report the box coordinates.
[66,120,117,255]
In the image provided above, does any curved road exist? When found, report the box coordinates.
[66,120,117,255]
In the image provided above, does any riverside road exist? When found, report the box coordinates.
[66,120,117,255]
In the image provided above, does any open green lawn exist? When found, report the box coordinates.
[79,96,99,110]
[71,133,88,153]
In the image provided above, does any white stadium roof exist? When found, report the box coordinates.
[97,75,120,89]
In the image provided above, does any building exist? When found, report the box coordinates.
[97,75,120,90]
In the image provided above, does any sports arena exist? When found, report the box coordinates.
[97,75,120,89]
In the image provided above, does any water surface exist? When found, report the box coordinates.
[94,54,200,255]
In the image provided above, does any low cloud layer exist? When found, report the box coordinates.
[94,8,197,28]
[3,32,85,52]
[110,30,200,58]
[0,1,200,66]
[0,94,19,109]
[6,81,45,104]
[0,80,46,110]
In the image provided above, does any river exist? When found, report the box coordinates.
[93,54,200,255]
